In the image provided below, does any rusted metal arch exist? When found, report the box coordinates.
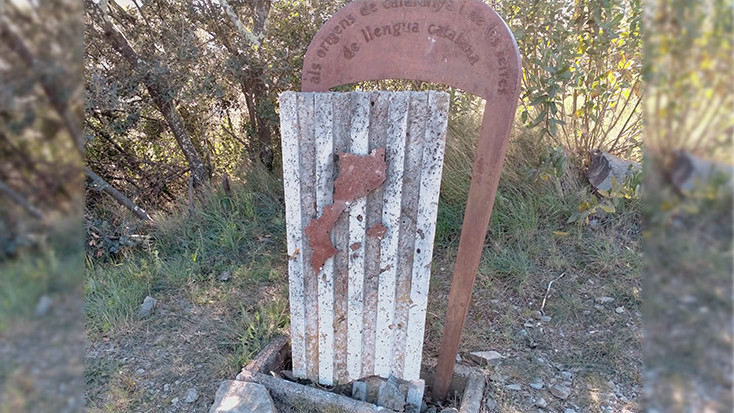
[300,0,522,402]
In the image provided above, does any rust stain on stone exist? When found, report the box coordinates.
[366,222,387,239]
[305,147,387,272]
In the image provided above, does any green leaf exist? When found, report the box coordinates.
[598,204,616,213]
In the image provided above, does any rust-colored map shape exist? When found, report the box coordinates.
[305,147,387,272]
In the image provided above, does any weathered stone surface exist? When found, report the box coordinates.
[138,296,157,318]
[469,350,505,366]
[352,380,367,401]
[184,387,199,403]
[377,375,405,411]
[34,295,53,317]
[587,149,640,192]
[551,383,572,400]
[281,91,449,386]
[670,150,733,195]
[209,381,275,413]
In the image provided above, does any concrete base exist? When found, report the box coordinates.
[235,335,485,413]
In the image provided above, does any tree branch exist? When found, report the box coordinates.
[0,179,45,221]
[85,167,152,221]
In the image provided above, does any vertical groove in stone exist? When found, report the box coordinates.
[404,91,449,380]
[280,91,449,385]
[279,92,306,379]
[296,93,319,382]
[391,92,428,379]
[314,93,335,386]
[373,92,410,378]
[361,92,390,378]
[346,92,370,381]
[331,93,351,385]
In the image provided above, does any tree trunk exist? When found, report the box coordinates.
[85,167,152,221]
[86,1,209,187]
[0,16,84,154]
[216,0,274,169]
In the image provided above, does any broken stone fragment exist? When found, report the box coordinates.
[550,383,572,400]
[209,380,276,413]
[469,350,505,366]
[138,296,157,318]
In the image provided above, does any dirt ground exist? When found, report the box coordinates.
[83,249,643,412]
[0,292,84,413]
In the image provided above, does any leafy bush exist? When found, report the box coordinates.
[495,0,643,158]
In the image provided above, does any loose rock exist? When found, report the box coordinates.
[469,350,505,366]
[551,384,572,400]
[505,384,521,391]
[529,380,544,390]
[34,295,53,317]
[377,375,404,411]
[139,296,157,318]
[535,397,548,408]
[217,271,231,281]
[615,306,625,314]
[209,380,276,413]
[595,296,615,304]
[439,408,459,413]
[184,387,199,403]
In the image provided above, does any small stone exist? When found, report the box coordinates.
[595,296,615,304]
[551,384,572,400]
[565,409,577,413]
[540,316,552,323]
[523,322,535,328]
[529,380,544,390]
[377,376,405,411]
[456,354,462,363]
[210,380,276,413]
[352,381,367,401]
[139,296,157,318]
[34,295,53,317]
[184,387,198,403]
[171,397,179,405]
[532,310,543,319]
[535,397,548,408]
[136,368,145,374]
[505,384,522,391]
[163,384,170,392]
[484,397,497,410]
[439,408,459,413]
[217,270,231,281]
[594,304,605,311]
[426,407,437,413]
[420,401,429,413]
[469,351,505,366]
[561,371,573,380]
[615,306,625,314]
